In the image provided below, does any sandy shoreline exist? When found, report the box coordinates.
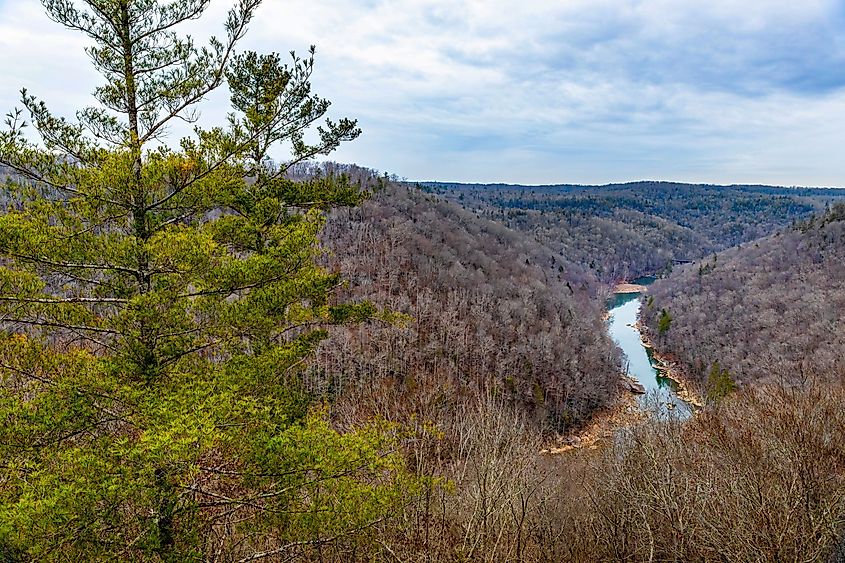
[541,388,645,455]
[613,283,648,294]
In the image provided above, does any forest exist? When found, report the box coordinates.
[317,173,621,430]
[641,203,845,391]
[0,1,844,562]
[424,181,845,281]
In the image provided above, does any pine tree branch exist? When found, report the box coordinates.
[136,2,263,145]
[42,5,122,51]
[9,253,142,276]
[144,119,282,215]
[158,339,220,368]
[176,271,297,298]
[133,2,212,43]
[1,318,118,335]
[0,296,127,304]
[0,362,53,386]
[233,518,388,563]
[150,211,194,232]
[0,160,127,208]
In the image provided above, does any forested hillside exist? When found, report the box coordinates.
[641,204,845,390]
[316,179,622,431]
[2,0,845,560]
[424,181,845,281]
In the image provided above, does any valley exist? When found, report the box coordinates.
[607,282,693,418]
[1,0,844,558]
[3,159,844,560]
[424,180,845,281]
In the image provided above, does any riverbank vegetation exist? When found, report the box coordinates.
[318,178,622,432]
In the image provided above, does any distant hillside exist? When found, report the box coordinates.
[420,181,845,282]
[641,203,845,390]
[315,182,622,430]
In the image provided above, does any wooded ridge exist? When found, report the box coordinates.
[0,1,844,561]
[424,180,845,281]
[641,203,845,392]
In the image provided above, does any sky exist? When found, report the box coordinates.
[1,0,845,186]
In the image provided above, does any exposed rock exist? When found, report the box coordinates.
[625,377,647,394]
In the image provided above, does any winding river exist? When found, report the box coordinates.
[607,280,692,418]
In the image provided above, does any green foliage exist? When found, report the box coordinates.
[657,308,673,336]
[0,0,419,559]
[706,360,737,403]
[698,255,718,276]
[0,341,420,560]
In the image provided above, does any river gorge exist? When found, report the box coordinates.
[607,281,693,418]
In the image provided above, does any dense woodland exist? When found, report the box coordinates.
[641,204,845,391]
[309,178,845,562]
[316,176,621,430]
[425,181,845,281]
[1,1,844,561]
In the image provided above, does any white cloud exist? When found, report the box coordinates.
[1,0,844,185]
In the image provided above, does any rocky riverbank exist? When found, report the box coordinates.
[637,326,704,408]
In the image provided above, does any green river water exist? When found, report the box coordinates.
[606,280,692,418]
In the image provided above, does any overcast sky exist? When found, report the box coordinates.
[2,0,845,186]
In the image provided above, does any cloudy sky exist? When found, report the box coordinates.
[2,0,845,186]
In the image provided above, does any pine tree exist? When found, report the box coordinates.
[706,360,737,403]
[657,308,673,336]
[0,1,418,559]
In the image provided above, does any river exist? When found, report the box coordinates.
[607,281,692,418]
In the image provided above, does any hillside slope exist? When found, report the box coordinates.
[423,181,845,281]
[315,182,622,430]
[641,204,845,389]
